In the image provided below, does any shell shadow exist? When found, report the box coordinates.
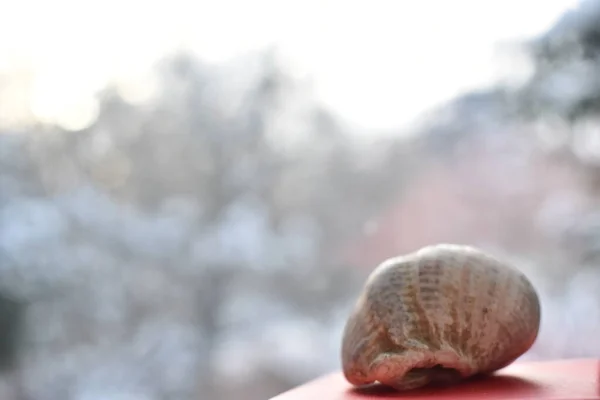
[349,374,542,397]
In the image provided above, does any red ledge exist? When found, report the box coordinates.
[271,359,600,400]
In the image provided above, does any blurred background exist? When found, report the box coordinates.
[0,0,599,399]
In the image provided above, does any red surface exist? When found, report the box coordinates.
[270,359,600,400]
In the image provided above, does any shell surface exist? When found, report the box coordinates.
[341,244,541,391]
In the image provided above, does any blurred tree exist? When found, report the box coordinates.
[516,0,600,265]
[0,47,424,400]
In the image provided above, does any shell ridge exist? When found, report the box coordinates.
[412,255,440,350]
[487,264,515,371]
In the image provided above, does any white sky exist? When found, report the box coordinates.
[0,0,580,132]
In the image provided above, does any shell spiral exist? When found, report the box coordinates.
[341,244,541,391]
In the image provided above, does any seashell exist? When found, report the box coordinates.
[341,244,541,391]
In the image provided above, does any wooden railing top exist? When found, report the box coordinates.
[271,358,600,400]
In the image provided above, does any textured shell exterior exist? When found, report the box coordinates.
[341,244,541,391]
